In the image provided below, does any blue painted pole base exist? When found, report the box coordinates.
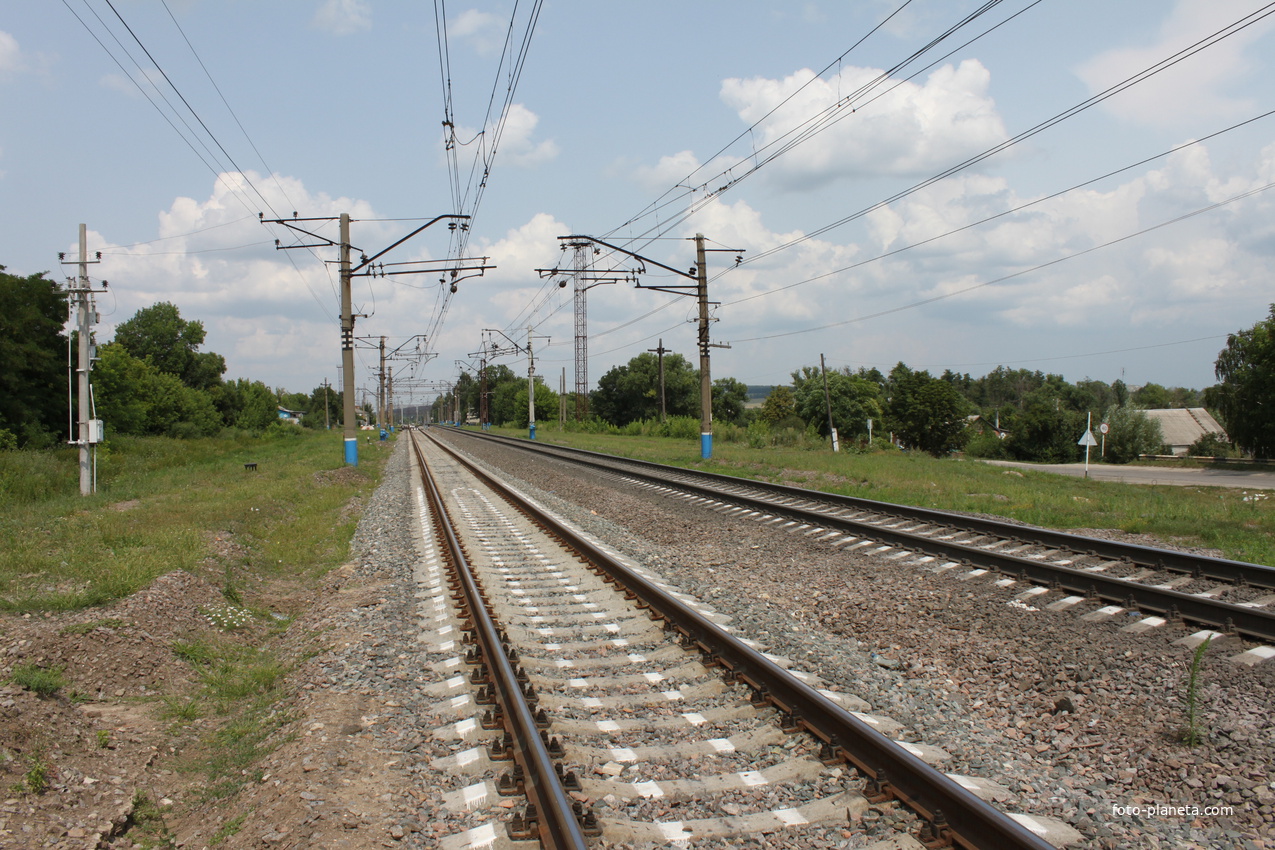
[529,422,537,440]
[701,432,712,459]
[344,437,358,466]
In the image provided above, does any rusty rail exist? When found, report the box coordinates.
[409,433,590,849]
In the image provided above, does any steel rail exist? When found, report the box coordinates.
[424,428,1058,850]
[440,429,1275,641]
[447,428,1275,589]
[409,433,589,850]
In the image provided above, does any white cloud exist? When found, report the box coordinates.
[312,0,372,35]
[455,103,558,168]
[0,30,22,74]
[1076,0,1274,128]
[451,9,504,55]
[85,171,396,391]
[698,136,1273,353]
[632,151,712,194]
[718,59,1006,188]
[99,68,167,99]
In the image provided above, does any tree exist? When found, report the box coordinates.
[92,343,221,438]
[490,379,558,427]
[113,302,226,391]
[1006,399,1083,462]
[1212,305,1275,457]
[791,365,882,440]
[759,386,797,427]
[1102,404,1163,463]
[0,267,69,447]
[591,352,696,426]
[304,384,340,428]
[711,377,749,425]
[1132,382,1172,409]
[885,363,969,456]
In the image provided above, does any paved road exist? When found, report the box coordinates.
[984,460,1275,490]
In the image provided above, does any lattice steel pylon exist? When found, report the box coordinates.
[569,239,592,420]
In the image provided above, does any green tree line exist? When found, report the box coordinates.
[562,312,1275,461]
[0,267,341,448]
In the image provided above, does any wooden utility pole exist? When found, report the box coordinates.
[821,353,839,452]
[323,378,331,430]
[647,339,668,422]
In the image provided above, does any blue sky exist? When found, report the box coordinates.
[3,1,1274,409]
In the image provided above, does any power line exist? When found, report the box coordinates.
[728,177,1275,343]
[724,106,1275,309]
[99,0,281,218]
[729,2,1275,270]
[158,0,299,215]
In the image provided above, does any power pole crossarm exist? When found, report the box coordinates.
[261,211,484,465]
[559,234,741,459]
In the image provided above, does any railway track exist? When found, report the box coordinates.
[408,428,1080,849]
[436,428,1275,663]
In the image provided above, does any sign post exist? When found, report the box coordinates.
[1078,412,1099,479]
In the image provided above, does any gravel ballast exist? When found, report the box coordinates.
[429,431,1275,850]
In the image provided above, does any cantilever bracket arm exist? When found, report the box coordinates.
[559,234,697,281]
[351,215,470,274]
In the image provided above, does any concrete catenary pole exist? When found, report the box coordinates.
[695,235,712,459]
[378,336,386,430]
[527,324,536,440]
[340,213,358,464]
[76,224,92,495]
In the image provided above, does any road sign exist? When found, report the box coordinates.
[1099,423,1109,435]
[1078,429,1099,447]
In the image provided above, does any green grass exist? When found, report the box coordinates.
[0,430,386,611]
[210,813,247,845]
[490,426,1275,566]
[7,663,66,697]
[59,618,129,635]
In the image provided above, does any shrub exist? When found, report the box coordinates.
[1102,404,1164,464]
[1188,431,1236,458]
[263,421,303,440]
[964,430,1012,460]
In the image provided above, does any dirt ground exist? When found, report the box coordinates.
[0,549,415,849]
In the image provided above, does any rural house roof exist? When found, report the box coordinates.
[1142,408,1226,449]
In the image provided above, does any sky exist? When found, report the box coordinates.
[3,0,1275,411]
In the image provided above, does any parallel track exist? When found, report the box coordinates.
[438,428,1275,646]
[410,428,1063,849]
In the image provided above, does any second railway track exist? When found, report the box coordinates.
[438,428,1275,660]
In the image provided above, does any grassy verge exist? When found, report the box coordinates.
[488,426,1275,566]
[168,632,298,800]
[0,430,387,611]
